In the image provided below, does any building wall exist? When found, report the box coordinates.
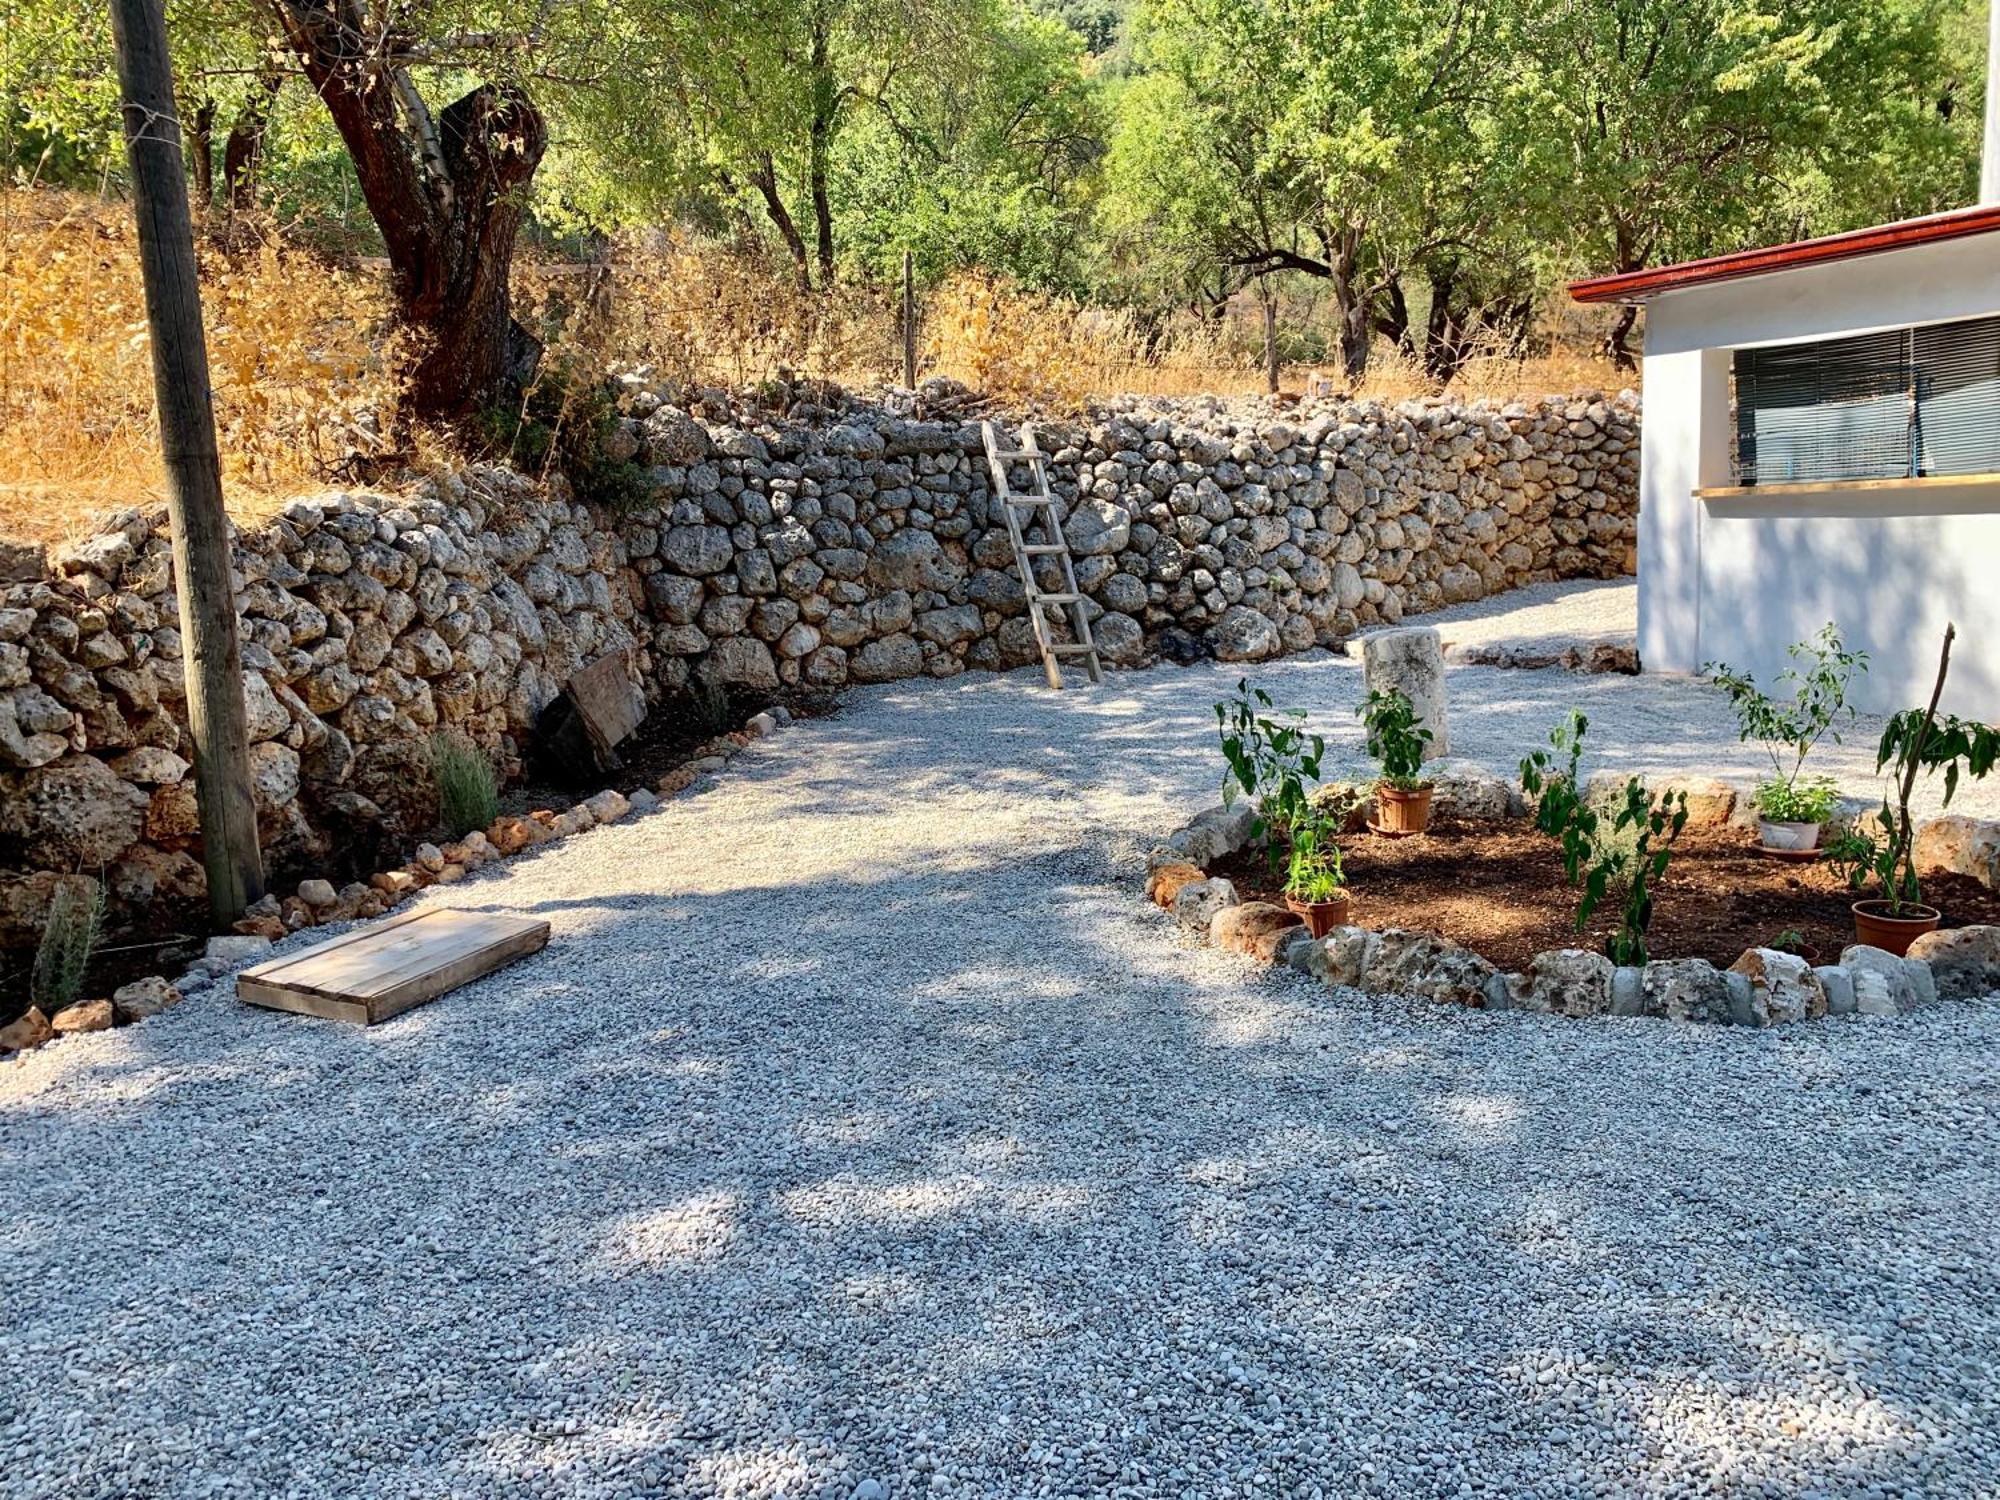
[1637,236,2000,716]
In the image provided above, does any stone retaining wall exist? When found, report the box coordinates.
[0,387,1637,953]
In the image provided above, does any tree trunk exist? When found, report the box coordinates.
[186,97,215,208]
[1601,303,1639,372]
[807,18,837,287]
[1258,279,1280,394]
[1422,262,1474,385]
[264,1,547,423]
[751,154,814,290]
[1328,228,1372,381]
[222,73,281,210]
[1374,275,1411,353]
[109,0,265,926]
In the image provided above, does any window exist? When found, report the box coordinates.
[1732,313,2000,485]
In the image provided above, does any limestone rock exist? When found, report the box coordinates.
[1359,929,1500,1008]
[1904,925,2000,1001]
[1147,862,1208,910]
[1507,948,1615,1018]
[1838,944,1924,1013]
[1174,877,1239,933]
[1317,925,1381,989]
[584,788,631,824]
[51,999,114,1034]
[1426,759,1521,824]
[1360,627,1447,760]
[111,975,181,1022]
[1914,816,2000,891]
[1,1006,52,1052]
[0,754,148,868]
[1639,958,1734,1024]
[1212,606,1280,663]
[1728,947,1826,1025]
[1211,901,1303,959]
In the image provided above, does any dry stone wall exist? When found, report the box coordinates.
[0,388,1636,952]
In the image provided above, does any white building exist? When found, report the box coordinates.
[1571,206,2000,717]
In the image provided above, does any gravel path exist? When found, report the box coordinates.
[5,651,1999,1499]
[1398,576,1637,656]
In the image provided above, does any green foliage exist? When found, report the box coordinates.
[478,361,649,512]
[1752,776,1840,825]
[1707,623,1866,817]
[1283,800,1347,903]
[30,877,103,1015]
[1519,710,1688,966]
[429,733,500,840]
[1214,678,1324,845]
[1829,653,1999,914]
[1357,687,1432,791]
[681,679,737,739]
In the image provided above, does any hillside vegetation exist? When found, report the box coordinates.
[0,0,1987,531]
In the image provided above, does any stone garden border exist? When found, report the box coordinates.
[1144,770,2000,1026]
[0,706,792,1057]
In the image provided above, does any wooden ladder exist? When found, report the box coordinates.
[980,421,1104,689]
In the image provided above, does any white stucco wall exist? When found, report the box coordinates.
[1637,235,2000,718]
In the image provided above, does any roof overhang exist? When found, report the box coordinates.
[1568,205,2000,306]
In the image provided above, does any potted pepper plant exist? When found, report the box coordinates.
[1358,687,1434,835]
[1283,801,1350,937]
[1706,623,1866,853]
[1826,624,1997,954]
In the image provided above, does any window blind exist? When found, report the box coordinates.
[1732,313,2000,485]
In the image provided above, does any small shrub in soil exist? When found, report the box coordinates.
[1707,622,1866,827]
[31,877,104,1016]
[1520,710,1688,966]
[1357,687,1432,791]
[1214,678,1323,844]
[430,732,500,840]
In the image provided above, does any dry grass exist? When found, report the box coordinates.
[0,189,389,543]
[0,187,1629,544]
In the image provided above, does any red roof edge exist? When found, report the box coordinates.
[1568,205,2000,305]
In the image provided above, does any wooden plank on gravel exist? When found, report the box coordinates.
[236,908,551,1025]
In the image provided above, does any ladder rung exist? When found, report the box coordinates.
[1049,643,1097,655]
[1020,543,1066,555]
[991,449,1044,462]
[1006,495,1057,506]
[1032,592,1081,604]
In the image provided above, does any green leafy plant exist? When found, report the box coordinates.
[478,359,651,513]
[1707,623,1866,825]
[1283,801,1348,904]
[1769,929,1810,956]
[1826,624,1997,915]
[1215,679,1324,844]
[1752,776,1840,825]
[1519,710,1689,966]
[30,877,104,1016]
[1357,687,1433,791]
[429,732,500,840]
[680,679,737,739]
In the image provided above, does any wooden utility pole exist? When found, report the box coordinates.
[1260,281,1280,395]
[901,250,918,389]
[109,0,265,925]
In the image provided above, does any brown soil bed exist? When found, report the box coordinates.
[1211,824,2000,972]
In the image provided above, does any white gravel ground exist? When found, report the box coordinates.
[1398,577,1637,656]
[5,649,1999,1500]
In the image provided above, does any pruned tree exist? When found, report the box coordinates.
[261,3,549,419]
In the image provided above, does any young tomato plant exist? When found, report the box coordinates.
[1214,679,1324,845]
[1706,623,1866,824]
[1283,800,1348,904]
[1519,710,1689,966]
[1357,687,1433,791]
[1826,625,1997,915]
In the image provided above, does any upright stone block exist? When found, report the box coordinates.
[1360,626,1447,760]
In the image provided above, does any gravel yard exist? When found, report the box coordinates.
[5,639,1999,1499]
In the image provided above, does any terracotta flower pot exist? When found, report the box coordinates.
[1286,892,1350,938]
[1851,899,1941,956]
[1375,784,1433,835]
